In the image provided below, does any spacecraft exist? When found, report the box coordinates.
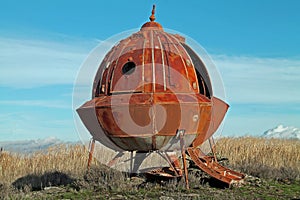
[77,5,244,188]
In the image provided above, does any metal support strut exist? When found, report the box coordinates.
[87,138,95,169]
[130,151,134,175]
[179,129,189,190]
[209,137,218,162]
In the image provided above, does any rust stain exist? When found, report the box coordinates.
[76,4,244,189]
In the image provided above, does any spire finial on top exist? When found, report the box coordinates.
[149,5,156,22]
[141,4,163,30]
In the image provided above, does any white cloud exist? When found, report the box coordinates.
[0,100,71,109]
[0,36,97,88]
[212,55,300,104]
[1,35,299,106]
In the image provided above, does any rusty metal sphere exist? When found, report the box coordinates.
[76,6,228,152]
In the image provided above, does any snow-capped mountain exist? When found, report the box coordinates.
[0,137,64,154]
[262,125,300,140]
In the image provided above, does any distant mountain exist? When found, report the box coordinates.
[262,125,300,140]
[0,137,69,154]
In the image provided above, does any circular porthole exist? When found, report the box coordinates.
[122,61,136,75]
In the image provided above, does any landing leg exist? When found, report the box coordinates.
[179,129,189,190]
[130,151,133,175]
[164,152,182,176]
[107,152,124,167]
[209,137,217,162]
[87,138,95,169]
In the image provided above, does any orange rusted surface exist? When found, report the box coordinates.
[187,148,245,186]
[76,5,244,189]
[77,5,226,152]
[78,92,212,151]
[192,97,229,148]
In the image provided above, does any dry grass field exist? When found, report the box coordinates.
[216,137,300,181]
[0,137,299,199]
[0,144,88,185]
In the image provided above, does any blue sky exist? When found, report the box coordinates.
[1,0,300,141]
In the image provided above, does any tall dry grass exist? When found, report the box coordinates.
[0,144,89,184]
[216,137,300,180]
[0,137,299,186]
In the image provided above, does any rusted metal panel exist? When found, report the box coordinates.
[78,94,213,151]
[187,148,244,186]
[192,97,229,148]
[92,27,201,95]
[76,104,123,151]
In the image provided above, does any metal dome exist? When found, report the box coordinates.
[76,5,244,188]
[77,5,227,152]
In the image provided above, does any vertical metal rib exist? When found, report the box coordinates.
[171,35,200,92]
[156,31,167,91]
[165,33,191,90]
[159,33,175,87]
[103,48,118,95]
[142,38,146,91]
[150,30,157,148]
[151,30,156,92]
[109,39,131,93]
